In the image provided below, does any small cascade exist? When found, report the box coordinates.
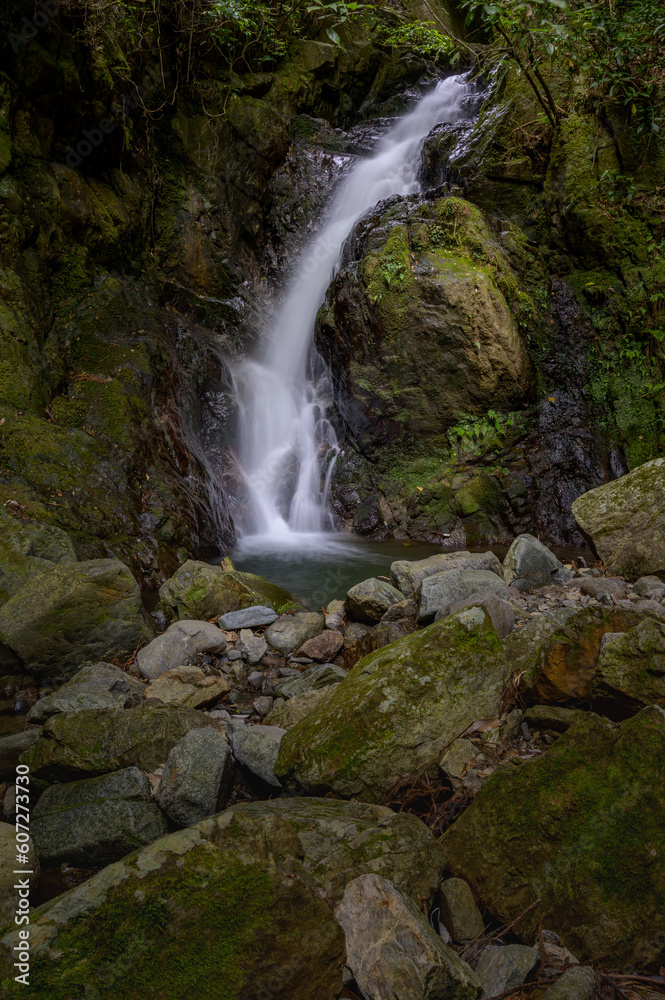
[233,74,471,540]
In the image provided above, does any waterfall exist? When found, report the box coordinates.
[233,74,470,540]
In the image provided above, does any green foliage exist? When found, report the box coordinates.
[379,19,455,60]
[447,409,521,456]
[203,0,372,64]
[464,0,665,133]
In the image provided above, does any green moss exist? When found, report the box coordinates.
[17,844,274,1000]
[442,708,665,967]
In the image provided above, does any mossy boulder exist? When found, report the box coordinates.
[158,560,299,621]
[517,606,661,704]
[594,619,665,711]
[21,703,217,787]
[442,707,665,969]
[572,459,665,580]
[0,558,154,680]
[0,809,345,999]
[316,197,535,456]
[275,607,506,802]
[0,507,77,605]
[213,797,447,908]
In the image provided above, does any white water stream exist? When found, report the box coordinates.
[233,75,469,545]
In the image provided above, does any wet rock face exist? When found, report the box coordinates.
[317,196,534,457]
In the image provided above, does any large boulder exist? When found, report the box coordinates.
[503,534,563,591]
[0,810,346,999]
[315,197,532,457]
[275,607,506,802]
[345,578,404,624]
[217,797,447,907]
[0,508,77,605]
[571,458,665,579]
[336,874,481,1000]
[418,569,510,623]
[0,559,154,680]
[516,606,660,704]
[442,707,665,969]
[390,551,504,599]
[21,703,217,785]
[158,560,298,621]
[31,767,167,867]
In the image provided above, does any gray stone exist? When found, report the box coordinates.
[541,967,595,1000]
[265,612,324,653]
[156,728,233,828]
[439,740,478,783]
[64,661,145,699]
[438,591,516,637]
[135,630,197,681]
[145,665,230,708]
[439,878,485,943]
[27,687,126,724]
[31,767,167,866]
[579,577,625,599]
[475,944,539,998]
[571,459,665,580]
[253,696,273,716]
[345,578,404,624]
[324,599,346,630]
[274,662,347,699]
[524,705,591,732]
[634,575,665,598]
[238,629,267,665]
[231,724,285,789]
[166,619,227,654]
[0,558,154,681]
[419,570,510,623]
[218,605,279,630]
[391,551,503,599]
[503,534,563,592]
[336,874,481,1000]
[381,596,418,621]
[298,629,344,661]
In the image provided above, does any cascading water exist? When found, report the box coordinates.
[233,74,470,545]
